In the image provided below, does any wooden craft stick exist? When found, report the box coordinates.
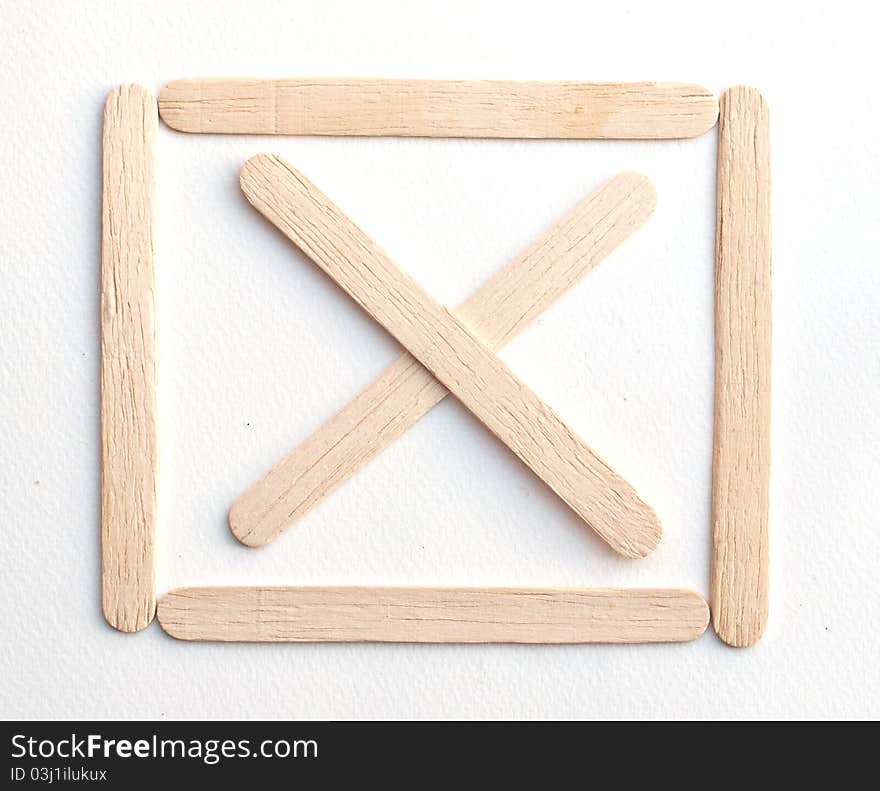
[159,79,718,139]
[158,587,709,643]
[240,156,661,558]
[231,173,656,548]
[711,87,772,647]
[101,85,159,632]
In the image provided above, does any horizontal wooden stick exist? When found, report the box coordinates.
[101,85,159,633]
[240,155,661,558]
[159,78,718,139]
[711,86,772,647]
[230,173,656,548]
[157,587,709,643]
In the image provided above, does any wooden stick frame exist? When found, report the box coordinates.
[101,79,769,646]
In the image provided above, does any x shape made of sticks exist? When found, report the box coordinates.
[234,156,661,558]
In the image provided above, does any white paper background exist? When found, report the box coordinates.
[1,0,878,720]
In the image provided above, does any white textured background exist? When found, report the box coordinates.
[1,0,878,720]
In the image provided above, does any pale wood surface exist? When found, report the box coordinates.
[157,586,709,643]
[231,173,656,548]
[101,85,158,632]
[159,78,718,139]
[240,155,661,558]
[711,86,772,647]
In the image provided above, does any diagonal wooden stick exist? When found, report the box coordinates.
[158,78,718,139]
[231,173,656,549]
[157,586,709,643]
[239,155,661,558]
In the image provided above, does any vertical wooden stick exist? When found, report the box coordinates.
[101,85,158,632]
[711,86,771,647]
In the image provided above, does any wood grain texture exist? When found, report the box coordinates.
[230,173,656,548]
[711,86,772,647]
[240,155,661,558]
[101,85,158,632]
[159,78,718,139]
[157,587,709,643]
